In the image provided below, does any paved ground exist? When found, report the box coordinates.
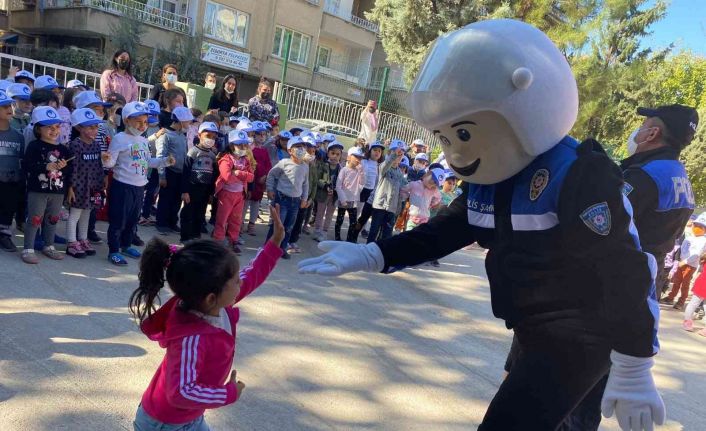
[0,217,704,430]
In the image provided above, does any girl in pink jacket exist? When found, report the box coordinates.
[400,168,444,230]
[129,205,285,431]
[213,130,255,255]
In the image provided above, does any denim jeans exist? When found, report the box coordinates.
[367,209,395,244]
[266,191,301,251]
[133,405,210,431]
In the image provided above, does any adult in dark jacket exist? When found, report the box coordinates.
[207,74,239,115]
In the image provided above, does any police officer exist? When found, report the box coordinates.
[299,20,664,431]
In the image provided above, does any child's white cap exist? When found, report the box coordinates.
[287,136,305,149]
[71,108,103,127]
[414,153,429,162]
[35,75,64,90]
[198,122,219,134]
[229,115,240,123]
[75,91,112,109]
[66,79,89,89]
[251,121,268,133]
[323,133,336,142]
[15,70,36,82]
[412,138,426,147]
[122,101,149,119]
[31,106,63,126]
[228,129,250,145]
[348,146,365,158]
[143,99,160,115]
[369,141,385,150]
[302,135,317,147]
[326,141,344,151]
[171,106,194,123]
[235,118,254,132]
[7,83,31,100]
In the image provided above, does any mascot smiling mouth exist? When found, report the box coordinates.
[450,159,481,176]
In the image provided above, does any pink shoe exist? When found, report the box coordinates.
[683,319,694,331]
[66,242,86,259]
[79,239,96,256]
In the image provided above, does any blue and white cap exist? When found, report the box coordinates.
[322,133,336,142]
[148,115,159,125]
[301,135,317,147]
[74,91,112,109]
[444,169,456,180]
[235,118,254,132]
[326,140,344,151]
[122,101,149,119]
[694,213,706,227]
[251,121,268,133]
[15,70,36,82]
[143,99,160,115]
[66,79,89,89]
[400,155,410,167]
[414,152,429,162]
[348,146,365,158]
[70,108,103,127]
[369,140,385,149]
[0,90,12,107]
[0,80,11,92]
[31,106,62,126]
[171,106,194,122]
[313,132,323,144]
[228,115,240,123]
[7,83,31,100]
[278,130,292,140]
[429,167,446,185]
[35,75,64,90]
[389,139,407,152]
[287,135,306,149]
[198,121,219,134]
[228,129,250,145]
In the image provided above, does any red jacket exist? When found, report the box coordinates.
[692,262,706,298]
[139,241,282,424]
[250,147,272,201]
[215,154,254,195]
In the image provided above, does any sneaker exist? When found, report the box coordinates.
[87,231,103,244]
[302,225,311,235]
[54,234,67,245]
[79,240,96,256]
[696,308,705,320]
[281,251,291,260]
[121,247,141,259]
[683,319,694,331]
[232,244,242,255]
[109,252,128,266]
[42,246,65,260]
[0,234,17,252]
[132,235,145,247]
[659,297,674,305]
[21,249,39,264]
[247,223,256,236]
[138,216,155,226]
[66,241,86,258]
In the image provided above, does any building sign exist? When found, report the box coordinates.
[201,41,250,72]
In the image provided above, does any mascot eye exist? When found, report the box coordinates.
[439,135,451,146]
[456,128,471,142]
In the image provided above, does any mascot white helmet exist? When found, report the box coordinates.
[408,19,578,184]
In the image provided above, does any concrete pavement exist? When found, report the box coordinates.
[0,218,704,430]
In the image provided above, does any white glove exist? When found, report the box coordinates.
[601,350,665,431]
[298,241,385,276]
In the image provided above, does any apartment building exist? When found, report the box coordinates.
[4,0,396,104]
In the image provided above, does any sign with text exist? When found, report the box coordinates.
[201,42,250,72]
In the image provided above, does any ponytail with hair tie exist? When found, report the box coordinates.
[129,238,172,324]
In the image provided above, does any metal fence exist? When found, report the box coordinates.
[0,53,154,100]
[274,82,437,151]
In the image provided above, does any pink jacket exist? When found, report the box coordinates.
[100,69,138,103]
[335,164,365,205]
[215,154,254,195]
[139,241,282,424]
[401,180,441,224]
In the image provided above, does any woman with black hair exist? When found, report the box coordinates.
[99,50,138,103]
[150,64,188,109]
[207,74,239,114]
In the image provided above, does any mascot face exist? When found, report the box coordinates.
[434,111,533,184]
[408,19,579,185]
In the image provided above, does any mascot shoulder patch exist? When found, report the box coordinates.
[580,202,611,236]
[529,168,549,201]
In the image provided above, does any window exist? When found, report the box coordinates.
[272,26,311,66]
[203,1,249,47]
[316,46,331,68]
[162,0,176,14]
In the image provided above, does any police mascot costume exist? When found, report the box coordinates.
[299,19,665,431]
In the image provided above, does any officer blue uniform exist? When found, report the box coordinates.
[376,136,658,430]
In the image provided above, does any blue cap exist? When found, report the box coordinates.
[228,129,250,145]
[198,121,219,134]
[229,116,240,123]
[235,119,254,132]
[143,99,160,115]
[287,136,306,149]
[0,89,12,107]
[148,115,159,125]
[171,106,194,122]
[278,131,292,140]
[15,70,35,82]
[0,80,11,92]
[389,139,407,152]
[327,141,344,151]
[251,121,268,133]
[66,79,89,89]
[429,168,446,186]
[302,135,317,147]
[71,108,103,127]
[35,75,64,90]
[369,141,385,149]
[7,83,31,100]
[444,169,456,180]
[323,133,336,142]
[122,101,149,119]
[400,155,410,167]
[75,91,112,109]
[414,153,429,162]
[313,132,323,144]
[31,106,63,126]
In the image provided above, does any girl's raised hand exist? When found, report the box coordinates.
[269,204,285,247]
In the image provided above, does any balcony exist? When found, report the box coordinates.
[10,0,191,35]
[323,1,378,34]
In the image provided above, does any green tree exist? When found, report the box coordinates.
[108,12,146,61]
[154,33,208,85]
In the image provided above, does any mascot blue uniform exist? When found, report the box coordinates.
[299,19,665,431]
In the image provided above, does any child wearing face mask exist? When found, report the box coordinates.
[265,136,309,258]
[102,102,175,266]
[180,122,219,243]
[407,153,429,181]
[138,112,165,226]
[213,130,254,254]
[334,147,366,242]
[65,108,105,258]
[155,106,193,235]
[287,136,319,253]
[400,168,443,231]
[312,141,343,242]
[21,107,73,264]
[242,121,271,236]
[7,83,32,133]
